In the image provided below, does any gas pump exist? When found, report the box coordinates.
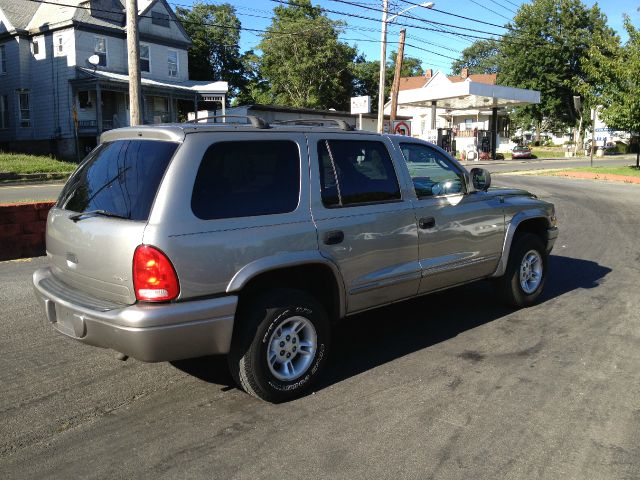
[477,130,492,155]
[437,128,455,154]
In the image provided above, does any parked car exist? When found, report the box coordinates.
[33,117,558,402]
[512,145,533,159]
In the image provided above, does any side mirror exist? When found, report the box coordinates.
[470,167,491,191]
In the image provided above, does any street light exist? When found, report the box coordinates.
[377,1,434,133]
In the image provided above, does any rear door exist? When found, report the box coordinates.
[48,138,179,304]
[308,133,420,314]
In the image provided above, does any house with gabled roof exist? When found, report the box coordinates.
[0,0,227,158]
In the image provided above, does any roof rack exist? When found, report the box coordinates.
[185,115,270,129]
[271,118,354,131]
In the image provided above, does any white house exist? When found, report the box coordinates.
[0,0,227,158]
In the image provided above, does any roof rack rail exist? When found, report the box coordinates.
[185,115,270,129]
[271,118,354,131]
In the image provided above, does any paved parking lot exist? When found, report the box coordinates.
[1,175,639,479]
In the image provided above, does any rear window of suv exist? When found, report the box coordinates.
[191,140,300,220]
[57,140,178,221]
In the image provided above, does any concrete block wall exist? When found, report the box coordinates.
[0,202,55,261]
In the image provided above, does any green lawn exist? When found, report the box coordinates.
[0,153,77,175]
[560,166,640,177]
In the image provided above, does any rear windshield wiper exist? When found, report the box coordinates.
[69,210,129,222]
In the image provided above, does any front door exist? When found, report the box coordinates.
[392,140,505,294]
[308,134,420,314]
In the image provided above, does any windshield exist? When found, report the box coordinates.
[57,140,178,221]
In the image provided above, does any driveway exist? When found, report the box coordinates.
[1,175,638,479]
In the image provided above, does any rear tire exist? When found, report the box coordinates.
[497,233,547,308]
[228,289,330,402]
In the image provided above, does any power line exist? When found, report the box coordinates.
[467,0,512,21]
[488,0,517,15]
[397,0,509,30]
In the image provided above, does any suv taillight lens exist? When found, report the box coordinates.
[133,245,179,302]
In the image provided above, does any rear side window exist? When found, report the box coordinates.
[191,140,300,220]
[318,139,400,207]
[57,140,177,221]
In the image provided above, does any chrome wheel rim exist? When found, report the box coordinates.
[519,249,543,294]
[267,316,317,382]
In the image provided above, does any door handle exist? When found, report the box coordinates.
[324,230,344,245]
[419,217,436,229]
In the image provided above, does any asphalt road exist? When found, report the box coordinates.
[1,175,639,479]
[0,154,636,204]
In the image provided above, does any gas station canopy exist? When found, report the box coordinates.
[397,80,540,110]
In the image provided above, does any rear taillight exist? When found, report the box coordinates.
[133,245,179,302]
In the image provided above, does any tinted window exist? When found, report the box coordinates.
[318,140,400,207]
[191,141,300,220]
[57,140,177,221]
[400,143,465,197]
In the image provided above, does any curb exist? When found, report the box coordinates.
[0,172,71,183]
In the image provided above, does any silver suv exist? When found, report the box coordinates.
[33,118,558,402]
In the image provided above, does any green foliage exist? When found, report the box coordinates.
[175,3,246,99]
[584,15,640,135]
[451,39,500,75]
[495,0,615,131]
[254,0,356,110]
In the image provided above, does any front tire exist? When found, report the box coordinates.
[228,289,330,402]
[497,233,548,308]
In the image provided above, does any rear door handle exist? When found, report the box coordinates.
[419,217,436,229]
[323,230,344,245]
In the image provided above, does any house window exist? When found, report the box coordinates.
[167,50,178,77]
[78,91,92,109]
[18,92,30,128]
[151,11,170,27]
[0,95,8,129]
[0,45,6,74]
[53,34,65,56]
[32,40,39,55]
[140,44,150,72]
[94,37,107,67]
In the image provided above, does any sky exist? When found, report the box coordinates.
[168,0,638,74]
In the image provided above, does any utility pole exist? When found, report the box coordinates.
[389,28,406,126]
[126,0,142,126]
[377,0,389,133]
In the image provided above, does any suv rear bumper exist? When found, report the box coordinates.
[33,267,237,362]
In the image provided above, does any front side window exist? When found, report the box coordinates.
[0,95,8,129]
[191,141,300,220]
[94,37,107,66]
[318,140,400,207]
[400,143,465,197]
[78,91,92,109]
[18,92,30,128]
[167,50,178,77]
[0,45,7,73]
[57,140,178,221]
[140,44,150,72]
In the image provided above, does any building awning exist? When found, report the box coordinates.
[397,80,540,110]
[72,67,228,101]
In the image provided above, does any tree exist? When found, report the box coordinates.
[451,39,500,75]
[255,0,356,110]
[175,3,246,99]
[584,15,640,167]
[497,0,616,139]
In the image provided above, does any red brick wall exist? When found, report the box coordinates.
[0,202,55,261]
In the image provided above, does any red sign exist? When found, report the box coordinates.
[393,121,411,136]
